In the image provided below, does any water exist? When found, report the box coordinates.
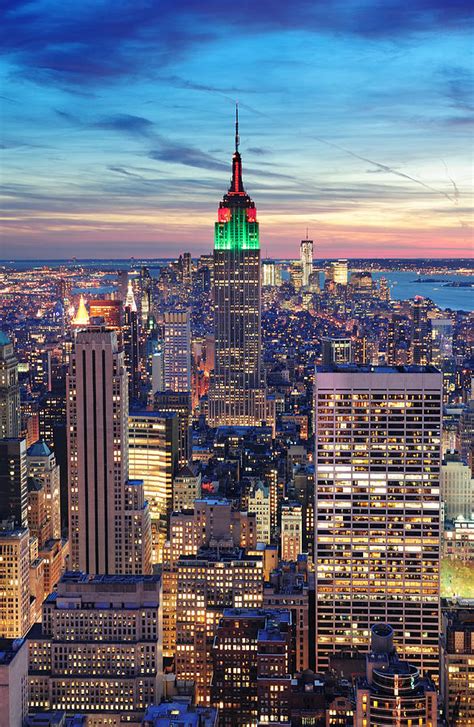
[2,259,473,311]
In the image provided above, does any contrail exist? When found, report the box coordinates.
[441,159,460,204]
[310,134,457,204]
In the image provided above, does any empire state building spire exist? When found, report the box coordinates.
[229,103,244,195]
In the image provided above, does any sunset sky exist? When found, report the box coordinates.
[1,0,473,259]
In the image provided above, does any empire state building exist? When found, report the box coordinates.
[208,109,266,426]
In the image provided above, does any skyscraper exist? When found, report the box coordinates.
[163,310,191,393]
[412,295,432,365]
[300,236,313,288]
[208,109,265,427]
[0,438,27,528]
[0,332,20,438]
[67,328,151,575]
[314,364,442,678]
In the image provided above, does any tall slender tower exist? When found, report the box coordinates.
[67,328,151,574]
[300,234,313,288]
[0,332,20,438]
[208,108,265,426]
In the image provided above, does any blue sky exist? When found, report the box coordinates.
[1,0,473,258]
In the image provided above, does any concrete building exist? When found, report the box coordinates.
[441,451,473,520]
[172,464,201,512]
[0,637,29,727]
[441,601,474,726]
[129,411,178,564]
[0,332,20,438]
[321,337,352,366]
[280,502,303,562]
[175,548,263,704]
[67,328,152,575]
[163,311,191,393]
[143,702,218,727]
[27,441,61,539]
[0,527,30,638]
[248,480,271,544]
[314,364,442,677]
[355,624,438,726]
[28,572,163,724]
[211,608,291,726]
[0,438,28,528]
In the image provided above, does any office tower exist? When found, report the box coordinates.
[72,295,89,327]
[441,603,474,726]
[123,282,141,401]
[459,398,474,476]
[0,527,30,638]
[172,464,201,511]
[150,340,165,394]
[129,411,178,563]
[293,465,315,557]
[38,388,68,532]
[154,390,191,467]
[289,260,303,291]
[140,266,153,324]
[163,310,191,393]
[0,438,28,528]
[441,451,473,520]
[211,609,291,726]
[412,296,432,365]
[354,624,438,726]
[27,441,61,539]
[27,476,52,548]
[28,572,163,720]
[264,558,312,672]
[181,252,192,287]
[327,259,348,285]
[0,637,29,727]
[262,259,276,286]
[175,547,263,704]
[117,269,129,301]
[321,337,352,366]
[379,276,390,301]
[248,480,271,543]
[67,328,152,575]
[88,299,123,328]
[300,236,313,288]
[0,332,20,438]
[208,109,265,427]
[280,502,303,562]
[314,364,442,677]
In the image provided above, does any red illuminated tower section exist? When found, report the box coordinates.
[208,108,266,427]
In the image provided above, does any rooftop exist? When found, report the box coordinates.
[316,363,440,374]
[27,439,52,457]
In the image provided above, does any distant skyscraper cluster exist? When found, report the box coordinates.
[0,110,473,727]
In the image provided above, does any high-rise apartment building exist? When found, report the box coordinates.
[67,328,151,575]
[163,310,191,393]
[28,572,163,722]
[314,364,442,677]
[211,608,292,726]
[441,451,473,520]
[129,411,178,563]
[175,547,263,704]
[208,110,265,427]
[27,441,61,539]
[441,602,474,726]
[300,237,313,288]
[0,527,30,638]
[412,296,432,365]
[0,332,20,438]
[0,438,28,528]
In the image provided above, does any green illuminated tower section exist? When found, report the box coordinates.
[208,109,266,427]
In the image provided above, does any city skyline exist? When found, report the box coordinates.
[2,0,473,260]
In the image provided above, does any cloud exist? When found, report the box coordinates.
[93,114,155,137]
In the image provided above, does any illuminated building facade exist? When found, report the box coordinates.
[210,608,291,726]
[321,337,352,366]
[0,528,30,638]
[27,441,61,540]
[163,310,191,394]
[153,390,191,467]
[129,411,178,563]
[172,464,201,511]
[248,480,271,544]
[67,328,152,575]
[28,572,163,722]
[412,296,432,365]
[314,364,442,677]
[208,110,265,427]
[300,237,313,288]
[327,259,348,286]
[280,502,303,562]
[88,299,123,328]
[175,548,263,704]
[0,637,29,727]
[441,451,473,520]
[0,332,20,438]
[355,624,438,726]
[441,603,474,726]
